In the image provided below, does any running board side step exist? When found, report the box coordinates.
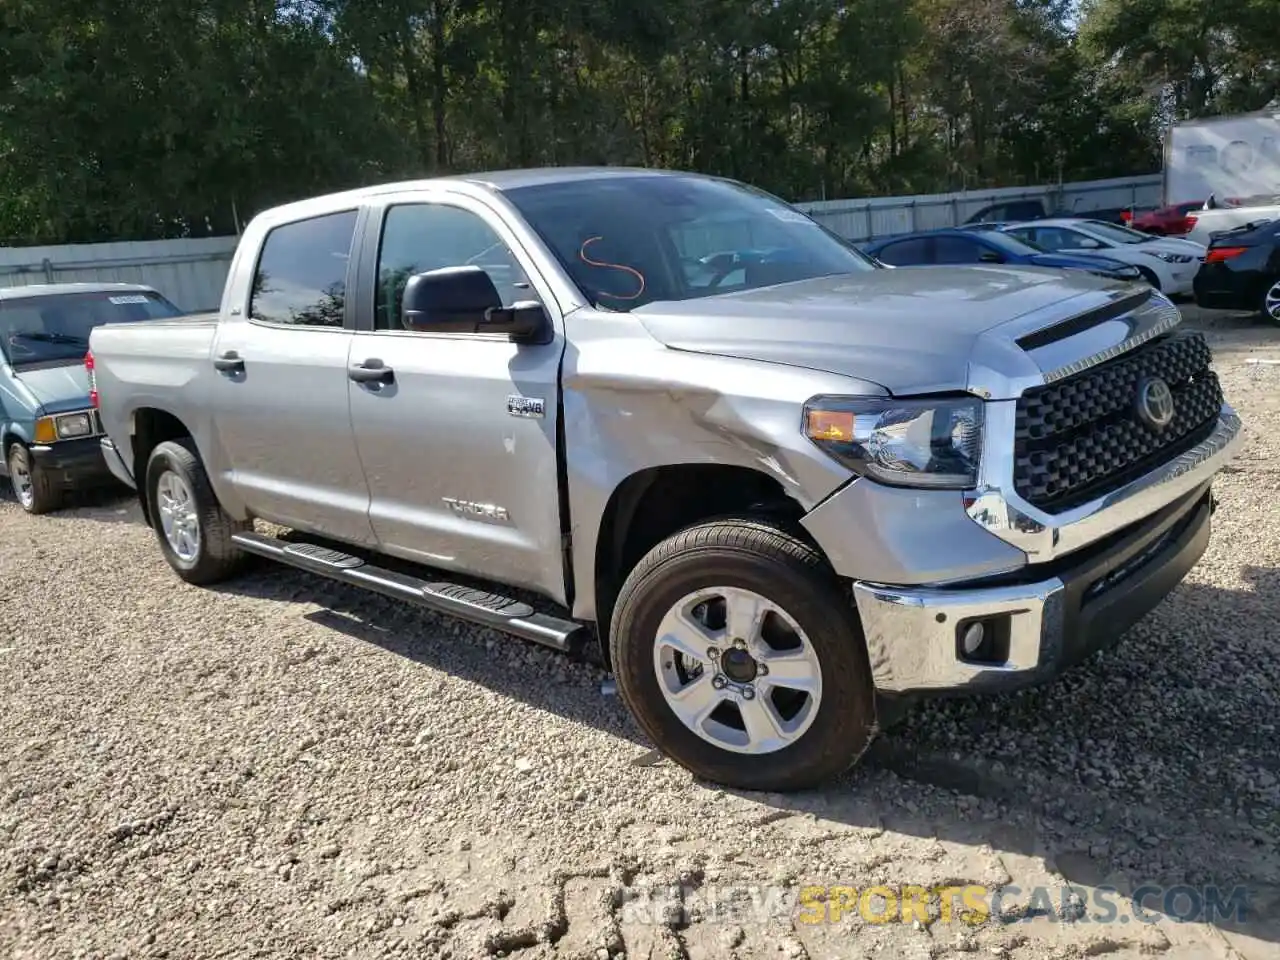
[230,531,588,654]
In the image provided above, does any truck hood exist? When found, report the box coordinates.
[10,362,91,413]
[635,267,1135,396]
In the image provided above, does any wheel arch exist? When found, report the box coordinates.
[591,462,815,668]
[129,407,197,527]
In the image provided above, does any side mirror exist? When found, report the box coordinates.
[977,250,1004,263]
[401,265,549,343]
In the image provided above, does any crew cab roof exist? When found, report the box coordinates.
[0,281,158,301]
[250,167,723,225]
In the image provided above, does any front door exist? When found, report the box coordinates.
[347,195,568,603]
[208,208,377,545]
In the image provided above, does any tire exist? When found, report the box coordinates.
[1261,279,1280,326]
[6,441,61,515]
[609,517,877,791]
[144,438,251,585]
[1135,266,1162,290]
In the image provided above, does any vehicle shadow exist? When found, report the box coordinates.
[208,543,1280,948]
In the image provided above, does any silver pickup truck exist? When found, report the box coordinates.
[88,168,1243,791]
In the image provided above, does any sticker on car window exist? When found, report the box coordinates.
[108,294,151,304]
[767,209,814,224]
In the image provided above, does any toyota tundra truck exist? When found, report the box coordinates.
[86,168,1243,791]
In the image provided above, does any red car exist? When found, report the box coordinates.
[1125,201,1207,236]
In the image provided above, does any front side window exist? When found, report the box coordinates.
[502,175,877,312]
[0,290,183,366]
[933,236,986,264]
[874,238,932,265]
[1023,227,1089,252]
[249,210,358,328]
[374,203,530,330]
[1080,220,1152,245]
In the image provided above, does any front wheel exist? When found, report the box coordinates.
[1135,265,1162,290]
[1262,279,1280,326]
[6,442,61,515]
[609,518,877,791]
[144,438,251,585]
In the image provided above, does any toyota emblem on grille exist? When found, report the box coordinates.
[1135,376,1175,431]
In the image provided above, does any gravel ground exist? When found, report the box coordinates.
[1,305,1278,960]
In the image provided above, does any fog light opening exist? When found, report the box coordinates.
[955,615,1012,665]
[961,622,985,656]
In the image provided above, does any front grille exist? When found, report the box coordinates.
[1013,331,1222,512]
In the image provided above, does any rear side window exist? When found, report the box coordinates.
[874,237,932,264]
[250,210,358,328]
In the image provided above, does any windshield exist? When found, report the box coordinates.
[502,175,878,311]
[0,290,183,365]
[1080,220,1156,244]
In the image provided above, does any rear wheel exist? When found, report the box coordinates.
[1262,279,1280,326]
[145,438,251,585]
[609,517,877,791]
[6,442,61,515]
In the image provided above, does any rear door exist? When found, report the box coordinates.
[346,191,569,603]
[207,208,377,545]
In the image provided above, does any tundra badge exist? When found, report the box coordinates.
[442,498,511,523]
[507,395,545,419]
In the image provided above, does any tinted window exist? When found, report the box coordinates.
[933,236,987,264]
[250,210,357,328]
[1079,220,1151,244]
[503,175,876,312]
[1025,227,1090,252]
[874,238,932,265]
[971,200,1043,223]
[375,204,530,330]
[0,290,183,365]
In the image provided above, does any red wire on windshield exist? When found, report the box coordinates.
[578,236,646,301]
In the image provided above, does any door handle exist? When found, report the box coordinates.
[349,360,394,384]
[213,351,245,373]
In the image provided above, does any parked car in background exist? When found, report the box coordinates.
[87,167,1242,791]
[1128,201,1206,236]
[965,198,1142,228]
[999,218,1206,295]
[964,199,1054,225]
[0,282,186,513]
[864,227,1145,282]
[1192,218,1280,324]
[1185,195,1280,247]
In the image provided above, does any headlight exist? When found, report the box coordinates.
[1092,266,1141,280]
[1140,250,1193,264]
[33,412,93,443]
[802,396,983,489]
[56,413,93,439]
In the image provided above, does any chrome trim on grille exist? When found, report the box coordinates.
[1038,301,1183,384]
[964,287,1184,402]
[964,402,1242,562]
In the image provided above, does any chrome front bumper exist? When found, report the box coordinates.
[853,405,1242,695]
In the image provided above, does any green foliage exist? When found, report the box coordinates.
[0,0,1276,244]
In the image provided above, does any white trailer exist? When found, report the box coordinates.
[1162,109,1280,205]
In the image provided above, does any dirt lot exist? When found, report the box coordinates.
[1,305,1278,960]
